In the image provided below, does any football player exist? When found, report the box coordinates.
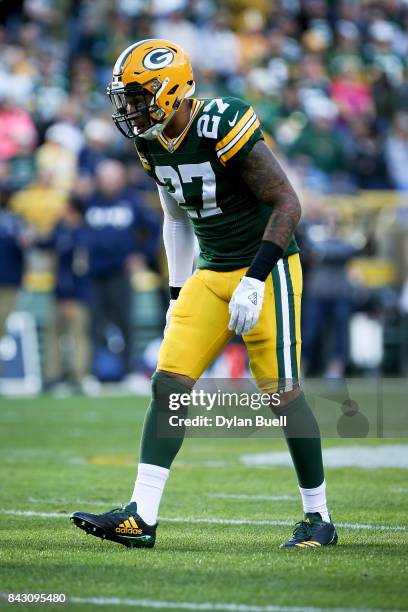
[71,39,337,549]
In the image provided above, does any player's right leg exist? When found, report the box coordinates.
[243,254,337,548]
[71,270,233,547]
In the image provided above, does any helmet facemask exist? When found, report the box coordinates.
[108,79,170,139]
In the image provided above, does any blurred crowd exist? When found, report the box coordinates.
[0,0,408,390]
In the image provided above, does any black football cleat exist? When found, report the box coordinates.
[70,501,156,548]
[280,512,338,548]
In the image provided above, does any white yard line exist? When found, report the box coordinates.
[0,509,405,532]
[1,510,69,518]
[161,517,406,532]
[240,446,408,470]
[68,597,396,612]
[66,597,399,612]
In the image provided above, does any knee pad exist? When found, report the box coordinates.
[151,371,192,416]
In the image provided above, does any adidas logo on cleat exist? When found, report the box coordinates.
[295,540,321,548]
[115,518,143,535]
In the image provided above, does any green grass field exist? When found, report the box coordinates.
[0,394,407,612]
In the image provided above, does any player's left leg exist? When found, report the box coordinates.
[71,269,234,547]
[243,253,337,548]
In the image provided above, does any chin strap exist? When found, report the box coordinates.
[140,80,196,142]
[138,122,166,140]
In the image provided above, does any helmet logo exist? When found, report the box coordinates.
[143,48,174,70]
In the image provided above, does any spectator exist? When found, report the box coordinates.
[84,160,160,380]
[0,175,26,373]
[9,167,67,292]
[301,213,361,378]
[78,117,116,177]
[286,96,349,190]
[329,59,374,120]
[41,197,91,392]
[346,118,390,189]
[9,167,66,233]
[0,94,36,161]
[384,112,408,192]
[36,123,79,192]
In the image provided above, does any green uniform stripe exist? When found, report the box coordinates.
[283,257,299,381]
[271,266,285,387]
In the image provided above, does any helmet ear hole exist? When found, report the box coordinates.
[167,84,179,96]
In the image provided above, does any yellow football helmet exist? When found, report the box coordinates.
[107,39,195,140]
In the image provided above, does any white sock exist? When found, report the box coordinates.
[130,463,169,526]
[299,479,330,523]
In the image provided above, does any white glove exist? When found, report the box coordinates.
[165,299,177,332]
[228,276,265,335]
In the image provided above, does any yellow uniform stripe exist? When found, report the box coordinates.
[138,155,151,171]
[216,107,254,152]
[219,118,260,165]
[129,516,139,529]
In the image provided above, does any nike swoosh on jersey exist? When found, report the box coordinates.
[228,111,239,127]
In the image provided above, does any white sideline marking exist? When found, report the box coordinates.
[1,510,68,518]
[0,509,405,532]
[390,487,408,493]
[161,517,406,532]
[241,445,408,469]
[69,597,395,612]
[207,494,297,501]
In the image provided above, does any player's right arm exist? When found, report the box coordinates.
[158,186,195,304]
[135,137,195,300]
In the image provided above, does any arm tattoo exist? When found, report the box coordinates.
[240,141,301,250]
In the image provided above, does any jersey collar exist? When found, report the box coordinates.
[158,99,204,153]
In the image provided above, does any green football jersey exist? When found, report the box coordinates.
[135,96,299,272]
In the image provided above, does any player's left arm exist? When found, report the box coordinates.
[241,140,301,250]
[228,141,301,335]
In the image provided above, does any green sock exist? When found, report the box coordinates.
[140,371,191,469]
[275,392,324,489]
